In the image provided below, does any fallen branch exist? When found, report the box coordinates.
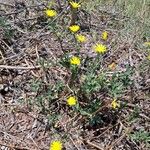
[0,65,40,70]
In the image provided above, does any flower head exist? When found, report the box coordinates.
[45,9,57,17]
[50,140,62,150]
[67,96,77,106]
[69,25,80,33]
[70,1,81,9]
[111,99,120,109]
[70,56,80,65]
[76,34,86,43]
[102,31,108,40]
[93,43,107,54]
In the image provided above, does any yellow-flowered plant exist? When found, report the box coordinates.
[76,34,86,43]
[45,9,57,17]
[70,1,81,9]
[111,99,120,109]
[67,96,77,106]
[50,140,62,150]
[69,25,80,33]
[93,43,107,54]
[102,31,108,40]
[70,56,81,65]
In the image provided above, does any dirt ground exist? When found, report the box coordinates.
[0,0,150,150]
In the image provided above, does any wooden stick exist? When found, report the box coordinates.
[86,140,104,150]
[0,65,40,70]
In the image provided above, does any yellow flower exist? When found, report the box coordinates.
[70,1,81,9]
[67,96,77,106]
[45,9,57,17]
[108,62,116,70]
[70,56,80,65]
[93,43,107,54]
[76,34,86,43]
[50,140,62,150]
[111,99,120,109]
[69,25,80,33]
[102,31,108,40]
[144,42,150,46]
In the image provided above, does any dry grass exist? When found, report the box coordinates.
[0,0,150,150]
